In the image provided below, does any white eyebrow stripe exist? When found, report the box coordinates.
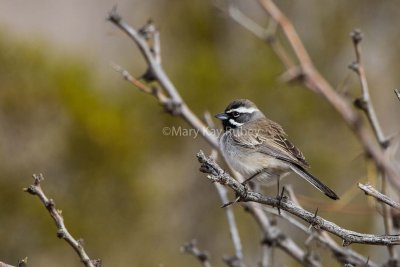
[229,119,243,126]
[226,107,258,114]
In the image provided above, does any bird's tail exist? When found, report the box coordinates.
[289,164,339,200]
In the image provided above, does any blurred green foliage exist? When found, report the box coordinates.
[1,0,399,266]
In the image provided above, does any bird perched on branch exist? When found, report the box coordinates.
[215,99,339,200]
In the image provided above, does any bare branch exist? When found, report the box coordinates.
[197,151,400,246]
[226,5,268,39]
[111,63,170,104]
[24,174,100,267]
[359,183,400,209]
[181,240,212,267]
[251,0,400,191]
[350,29,387,148]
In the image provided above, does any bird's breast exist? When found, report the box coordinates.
[219,132,290,178]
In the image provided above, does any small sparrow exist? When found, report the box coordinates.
[215,99,339,200]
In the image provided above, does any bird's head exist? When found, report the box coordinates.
[215,99,265,130]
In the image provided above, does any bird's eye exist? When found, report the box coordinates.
[232,111,240,118]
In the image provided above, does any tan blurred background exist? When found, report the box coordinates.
[1,0,400,266]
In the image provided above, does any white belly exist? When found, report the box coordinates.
[220,132,290,184]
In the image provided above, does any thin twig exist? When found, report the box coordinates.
[358,183,400,209]
[24,174,100,267]
[350,29,387,147]
[227,5,267,39]
[181,240,212,267]
[197,151,400,246]
[111,63,151,93]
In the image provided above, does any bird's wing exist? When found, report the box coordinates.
[231,119,309,168]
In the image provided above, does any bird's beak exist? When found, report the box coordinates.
[215,112,229,120]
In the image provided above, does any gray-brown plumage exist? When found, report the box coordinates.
[216,99,339,200]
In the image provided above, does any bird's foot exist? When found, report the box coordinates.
[275,186,287,215]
